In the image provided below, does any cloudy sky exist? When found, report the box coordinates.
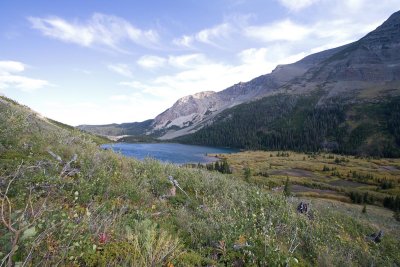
[1,0,399,125]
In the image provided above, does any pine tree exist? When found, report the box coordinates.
[244,167,252,181]
[394,211,400,222]
[221,160,231,174]
[214,161,220,172]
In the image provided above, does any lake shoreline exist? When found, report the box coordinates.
[101,142,239,164]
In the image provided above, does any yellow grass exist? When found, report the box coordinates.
[212,150,400,201]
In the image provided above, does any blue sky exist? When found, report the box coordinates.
[1,0,399,126]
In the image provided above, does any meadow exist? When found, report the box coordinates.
[215,150,400,204]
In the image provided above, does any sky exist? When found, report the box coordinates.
[0,0,399,126]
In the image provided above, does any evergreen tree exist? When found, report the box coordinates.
[244,167,252,181]
[214,161,220,172]
[394,210,400,222]
[221,160,231,174]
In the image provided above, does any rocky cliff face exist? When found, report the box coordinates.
[152,91,217,131]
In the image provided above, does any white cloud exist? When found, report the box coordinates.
[28,13,159,51]
[343,0,365,10]
[173,22,234,48]
[136,53,209,71]
[238,47,269,64]
[119,47,305,106]
[0,61,25,73]
[245,19,312,42]
[170,0,400,56]
[278,0,320,11]
[0,75,49,92]
[196,23,233,46]
[168,54,208,69]
[108,64,133,77]
[173,35,194,47]
[137,55,166,69]
[0,61,49,92]
[242,8,387,54]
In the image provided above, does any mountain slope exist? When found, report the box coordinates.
[175,11,400,157]
[1,95,399,266]
[79,11,400,157]
[79,44,349,139]
[78,119,154,138]
[152,44,350,139]
[155,11,400,140]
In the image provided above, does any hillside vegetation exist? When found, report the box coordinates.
[177,91,400,157]
[213,151,400,210]
[1,96,399,266]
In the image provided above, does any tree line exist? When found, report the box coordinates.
[176,93,400,158]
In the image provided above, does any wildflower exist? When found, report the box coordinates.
[98,232,108,244]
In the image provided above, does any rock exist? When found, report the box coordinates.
[367,230,384,243]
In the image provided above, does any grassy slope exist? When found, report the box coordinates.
[0,97,399,266]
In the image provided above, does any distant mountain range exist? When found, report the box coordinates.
[79,11,400,157]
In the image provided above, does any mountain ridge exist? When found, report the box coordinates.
[174,10,400,156]
[78,43,350,138]
[79,11,400,155]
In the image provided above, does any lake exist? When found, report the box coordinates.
[101,143,239,164]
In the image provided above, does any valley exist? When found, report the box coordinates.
[80,11,400,158]
[1,94,399,266]
[1,4,400,266]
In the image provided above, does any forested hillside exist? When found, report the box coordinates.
[176,92,400,157]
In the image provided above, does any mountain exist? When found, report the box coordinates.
[79,45,349,139]
[80,11,400,156]
[176,11,400,157]
[151,44,350,139]
[78,119,154,138]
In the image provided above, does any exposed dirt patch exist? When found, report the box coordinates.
[270,168,317,178]
[291,184,339,195]
[378,165,399,172]
[328,179,366,188]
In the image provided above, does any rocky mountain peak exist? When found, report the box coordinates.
[193,91,215,99]
[360,10,400,48]
[299,10,400,84]
[176,91,215,105]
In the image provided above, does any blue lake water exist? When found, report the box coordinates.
[101,143,239,164]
